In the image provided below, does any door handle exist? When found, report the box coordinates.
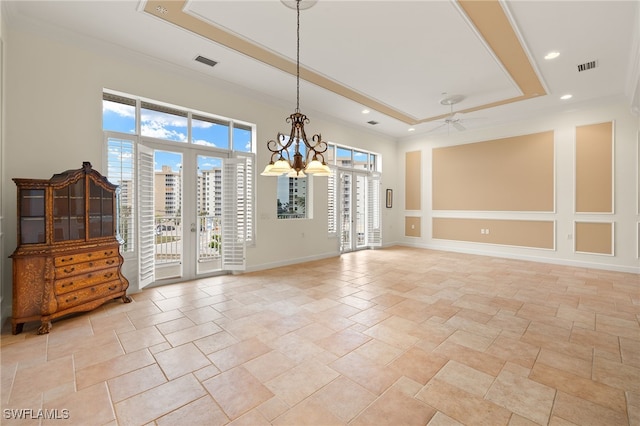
[190,223,196,233]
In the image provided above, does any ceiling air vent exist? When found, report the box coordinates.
[367,120,379,125]
[577,60,597,72]
[195,55,218,68]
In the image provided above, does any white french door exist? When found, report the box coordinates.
[340,171,366,252]
[338,170,381,253]
[138,142,245,285]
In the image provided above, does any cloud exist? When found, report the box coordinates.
[192,119,216,129]
[193,139,216,147]
[103,100,135,118]
[141,122,187,141]
[141,110,188,127]
[140,110,188,141]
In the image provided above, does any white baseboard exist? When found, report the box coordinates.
[398,241,640,275]
[244,251,340,274]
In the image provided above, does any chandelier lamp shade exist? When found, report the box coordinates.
[261,0,331,178]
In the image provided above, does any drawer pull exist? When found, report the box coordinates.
[87,274,92,278]
[91,287,96,292]
[61,282,73,288]
[65,296,78,303]
[104,251,114,256]
[60,257,73,263]
[87,253,93,257]
[104,272,114,279]
[108,286,117,291]
[63,267,75,274]
[106,260,116,265]
[88,262,93,267]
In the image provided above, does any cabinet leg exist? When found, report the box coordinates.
[37,321,52,335]
[122,295,132,303]
[12,322,24,335]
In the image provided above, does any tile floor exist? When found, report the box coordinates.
[1,246,639,425]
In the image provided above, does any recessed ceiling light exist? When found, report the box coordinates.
[408,128,415,132]
[560,94,572,100]
[545,51,560,60]
[362,109,370,114]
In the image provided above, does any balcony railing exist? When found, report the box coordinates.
[197,215,222,262]
[154,215,222,265]
[154,217,180,264]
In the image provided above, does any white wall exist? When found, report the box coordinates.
[0,3,5,319]
[1,26,400,322]
[398,98,640,273]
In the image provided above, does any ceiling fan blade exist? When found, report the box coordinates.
[453,122,466,131]
[427,123,448,133]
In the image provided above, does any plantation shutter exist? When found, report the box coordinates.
[339,171,352,253]
[238,154,254,243]
[327,166,337,237]
[367,172,382,248]
[138,144,155,287]
[222,157,246,271]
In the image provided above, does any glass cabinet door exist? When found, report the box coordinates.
[89,180,115,238]
[53,180,85,241]
[19,189,46,244]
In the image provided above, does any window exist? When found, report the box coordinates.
[192,115,229,149]
[140,102,188,142]
[233,123,253,153]
[336,147,352,167]
[103,94,135,134]
[103,91,256,245]
[277,176,307,219]
[353,151,368,170]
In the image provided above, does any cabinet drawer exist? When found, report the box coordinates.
[54,248,119,267]
[56,280,122,311]
[55,257,120,278]
[54,266,120,295]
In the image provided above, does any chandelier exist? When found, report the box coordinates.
[261,0,331,178]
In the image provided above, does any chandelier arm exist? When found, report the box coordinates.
[309,134,328,153]
[266,133,292,153]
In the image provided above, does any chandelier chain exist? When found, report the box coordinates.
[296,0,301,113]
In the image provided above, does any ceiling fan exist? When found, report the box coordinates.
[429,94,467,134]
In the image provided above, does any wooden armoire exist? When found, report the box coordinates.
[10,162,130,334]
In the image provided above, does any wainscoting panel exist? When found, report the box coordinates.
[433,217,555,249]
[432,131,554,211]
[575,121,613,213]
